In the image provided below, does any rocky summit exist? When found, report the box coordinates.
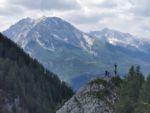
[56,76,119,113]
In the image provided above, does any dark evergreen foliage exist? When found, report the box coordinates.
[0,33,73,113]
[115,66,150,113]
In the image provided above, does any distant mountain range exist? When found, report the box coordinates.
[90,28,150,53]
[3,16,150,83]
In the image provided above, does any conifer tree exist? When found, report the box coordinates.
[116,66,144,113]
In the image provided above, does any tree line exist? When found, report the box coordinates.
[116,65,150,113]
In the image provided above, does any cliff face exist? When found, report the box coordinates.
[57,76,118,113]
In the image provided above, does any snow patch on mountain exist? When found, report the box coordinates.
[108,36,139,48]
[83,34,94,49]
[34,16,47,25]
[52,34,68,43]
[80,41,88,51]
[35,32,55,52]
[90,28,149,51]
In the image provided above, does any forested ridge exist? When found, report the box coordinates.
[0,33,73,113]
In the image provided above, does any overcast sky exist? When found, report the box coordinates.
[0,0,150,38]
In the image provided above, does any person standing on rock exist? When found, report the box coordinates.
[114,64,118,76]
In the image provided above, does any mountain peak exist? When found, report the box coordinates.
[102,27,111,32]
[16,16,66,26]
[38,16,63,20]
[47,16,65,21]
[16,17,35,25]
[101,28,124,35]
[90,28,144,49]
[34,16,66,23]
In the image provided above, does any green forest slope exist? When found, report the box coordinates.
[0,33,73,113]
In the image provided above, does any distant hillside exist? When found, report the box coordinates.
[0,33,73,113]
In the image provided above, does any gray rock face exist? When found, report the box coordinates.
[57,77,117,113]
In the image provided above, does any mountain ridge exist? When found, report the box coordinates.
[90,28,150,52]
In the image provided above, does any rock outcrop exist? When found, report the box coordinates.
[57,76,119,113]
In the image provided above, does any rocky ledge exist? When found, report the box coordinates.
[56,76,120,113]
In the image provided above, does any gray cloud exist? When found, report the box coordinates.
[93,1,117,9]
[129,0,150,17]
[0,4,24,16]
[7,0,80,11]
[65,11,117,25]
[141,25,150,32]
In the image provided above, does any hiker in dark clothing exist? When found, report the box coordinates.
[114,64,118,76]
[105,71,110,77]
